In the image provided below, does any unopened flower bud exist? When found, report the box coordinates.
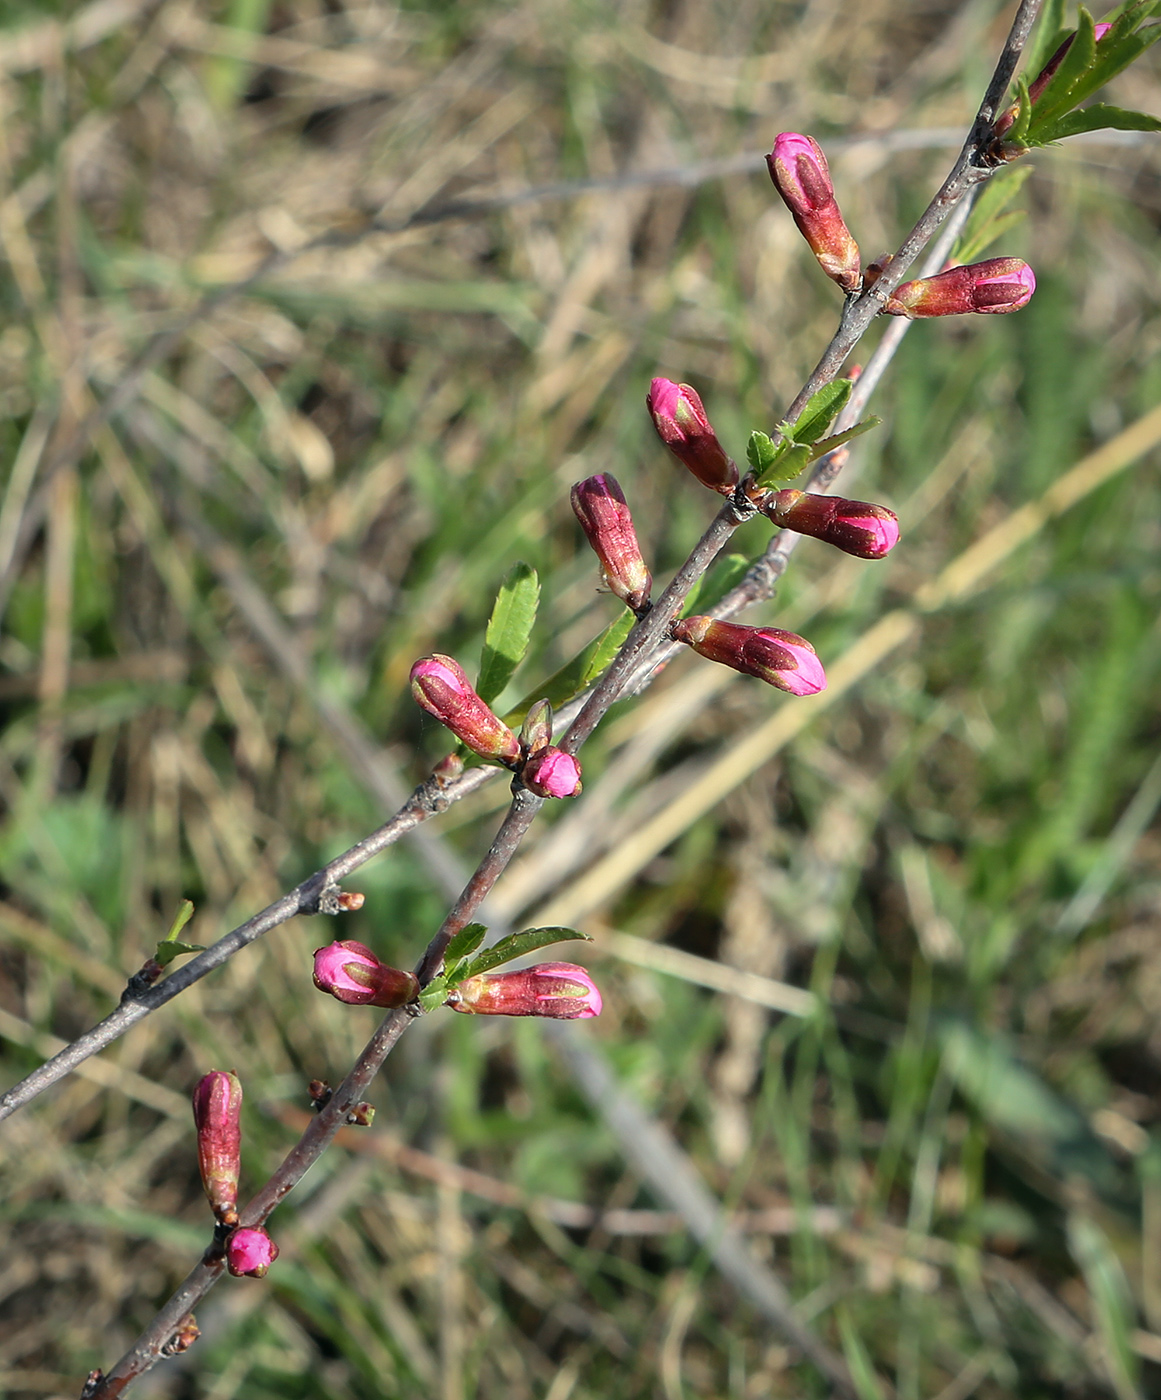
[192,1070,242,1226]
[571,474,652,611]
[346,1102,375,1127]
[312,940,419,1008]
[448,962,602,1019]
[994,23,1113,139]
[647,379,739,494]
[522,747,583,799]
[767,134,861,291]
[762,489,900,559]
[411,655,521,764]
[226,1227,279,1278]
[884,258,1035,317]
[673,615,827,696]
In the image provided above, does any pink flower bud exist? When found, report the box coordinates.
[192,1070,242,1226]
[570,474,652,612]
[312,940,419,1008]
[884,258,1035,318]
[672,615,826,696]
[226,1227,279,1278]
[766,134,861,291]
[995,23,1113,138]
[448,962,602,1018]
[761,489,900,559]
[410,654,521,764]
[647,379,739,494]
[522,747,583,799]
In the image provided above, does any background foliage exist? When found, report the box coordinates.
[1,0,1161,1396]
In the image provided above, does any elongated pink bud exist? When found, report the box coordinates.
[226,1227,279,1278]
[673,615,826,696]
[767,134,861,291]
[571,474,652,612]
[192,1070,242,1226]
[312,940,419,1008]
[762,489,900,559]
[995,23,1113,138]
[522,747,583,798]
[647,379,739,494]
[448,962,602,1019]
[410,654,521,764]
[884,258,1035,318]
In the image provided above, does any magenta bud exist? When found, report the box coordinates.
[522,746,583,799]
[312,940,420,1008]
[226,1227,280,1278]
[761,489,900,559]
[995,23,1114,138]
[647,379,739,494]
[885,258,1035,318]
[767,134,861,291]
[192,1070,242,1227]
[673,615,827,697]
[448,962,602,1019]
[410,654,521,764]
[570,474,652,611]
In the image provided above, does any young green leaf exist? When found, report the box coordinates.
[805,416,882,464]
[745,430,781,475]
[164,899,195,942]
[154,938,205,969]
[1008,75,1033,146]
[460,926,591,979]
[754,442,811,487]
[418,975,450,1013]
[443,923,487,969]
[787,379,852,447]
[477,562,540,705]
[504,609,635,725]
[1030,5,1098,127]
[1037,102,1161,141]
[1024,0,1068,76]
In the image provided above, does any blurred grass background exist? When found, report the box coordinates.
[1,0,1160,1396]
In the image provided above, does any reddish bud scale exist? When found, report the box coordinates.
[570,474,652,611]
[647,379,739,494]
[762,489,900,560]
[410,654,521,764]
[448,962,603,1019]
[522,746,583,798]
[884,258,1035,318]
[192,1070,243,1226]
[226,1227,280,1278]
[767,134,861,291]
[312,940,420,1008]
[673,615,827,696]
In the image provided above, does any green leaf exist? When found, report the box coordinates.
[460,926,591,979]
[154,939,204,969]
[505,609,635,725]
[754,442,811,487]
[1031,5,1097,126]
[806,415,882,464]
[681,554,751,617]
[477,562,540,705]
[1037,102,1161,141]
[163,899,195,942]
[1008,75,1033,146]
[787,379,852,447]
[745,430,780,475]
[953,166,1031,263]
[418,975,450,1013]
[1024,0,1069,76]
[443,923,487,969]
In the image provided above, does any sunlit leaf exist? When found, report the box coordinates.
[477,562,539,704]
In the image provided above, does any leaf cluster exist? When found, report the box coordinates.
[417,923,590,1011]
[1007,1,1161,148]
[746,379,880,489]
